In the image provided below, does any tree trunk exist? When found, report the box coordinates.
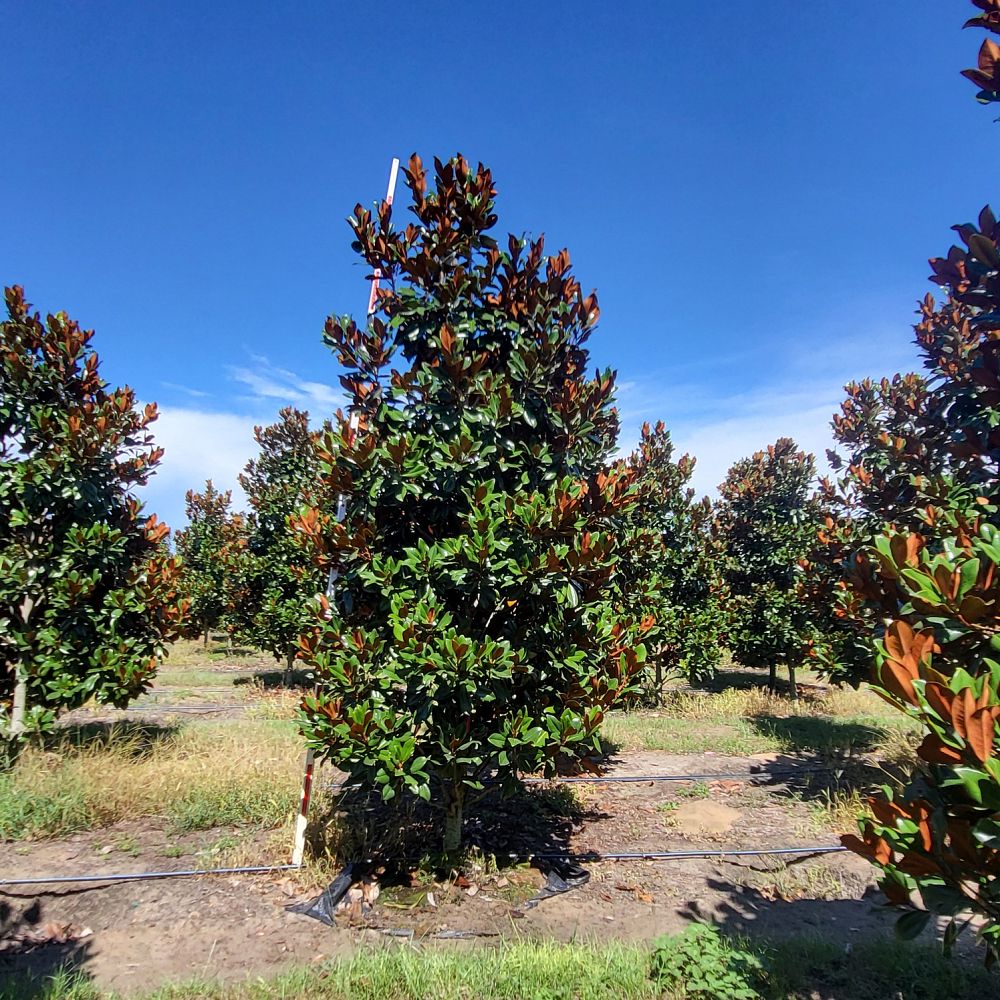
[788,664,798,702]
[203,626,209,648]
[768,663,777,693]
[10,673,27,738]
[11,593,35,741]
[283,648,295,687]
[442,781,465,853]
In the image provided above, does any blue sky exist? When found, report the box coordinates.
[2,1,994,531]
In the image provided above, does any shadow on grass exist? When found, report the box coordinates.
[678,876,997,998]
[234,669,313,690]
[42,720,179,758]
[748,715,888,755]
[0,898,96,999]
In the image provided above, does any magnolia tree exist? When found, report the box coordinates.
[0,286,185,746]
[174,480,244,646]
[615,421,724,696]
[294,155,651,851]
[838,2,1000,960]
[230,408,328,681]
[716,439,820,697]
[838,207,1000,960]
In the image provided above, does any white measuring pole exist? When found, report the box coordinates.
[292,157,401,868]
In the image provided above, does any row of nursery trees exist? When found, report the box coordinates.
[3,0,1000,959]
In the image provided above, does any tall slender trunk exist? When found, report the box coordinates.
[442,780,465,853]
[11,593,36,740]
[203,625,209,647]
[283,648,295,687]
[788,664,798,702]
[10,672,27,738]
[768,663,777,693]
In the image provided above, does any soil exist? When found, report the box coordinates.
[0,672,946,996]
[1,747,903,997]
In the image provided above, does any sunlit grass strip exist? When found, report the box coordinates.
[602,685,919,756]
[8,935,1000,1000]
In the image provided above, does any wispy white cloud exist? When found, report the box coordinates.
[229,355,342,413]
[142,354,345,535]
[616,326,924,497]
[160,380,210,399]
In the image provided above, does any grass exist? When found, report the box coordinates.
[6,936,997,1000]
[0,721,305,839]
[603,684,919,757]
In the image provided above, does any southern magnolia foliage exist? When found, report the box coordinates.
[293,155,651,848]
[715,439,820,689]
[230,407,328,671]
[616,422,724,692]
[0,286,185,737]
[174,480,244,643]
[838,204,1000,959]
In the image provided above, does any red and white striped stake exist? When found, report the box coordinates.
[292,156,401,868]
[366,157,401,315]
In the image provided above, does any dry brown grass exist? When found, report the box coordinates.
[0,721,310,839]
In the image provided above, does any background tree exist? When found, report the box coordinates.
[614,421,725,697]
[0,285,186,746]
[174,480,244,646]
[231,407,327,682]
[293,154,651,851]
[716,439,820,697]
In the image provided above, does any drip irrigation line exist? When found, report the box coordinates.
[324,762,844,794]
[0,845,846,889]
[0,863,301,888]
[528,846,847,862]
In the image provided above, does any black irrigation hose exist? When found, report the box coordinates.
[325,762,844,794]
[0,845,848,888]
[0,863,301,888]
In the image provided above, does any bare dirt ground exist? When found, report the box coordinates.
[0,752,891,995]
[0,652,924,995]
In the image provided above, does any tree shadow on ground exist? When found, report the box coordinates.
[739,737,914,808]
[307,779,610,882]
[42,719,179,757]
[0,897,96,999]
[233,669,313,690]
[676,875,996,998]
[748,714,888,755]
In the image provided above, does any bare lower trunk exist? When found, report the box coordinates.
[442,781,465,853]
[283,648,295,687]
[768,663,777,693]
[203,626,209,647]
[11,594,35,740]
[10,673,26,738]
[788,664,798,702]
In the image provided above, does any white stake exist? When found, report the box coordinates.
[292,157,399,869]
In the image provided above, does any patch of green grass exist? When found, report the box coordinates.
[7,935,997,1000]
[767,934,998,999]
[154,670,235,688]
[675,781,711,800]
[603,684,919,758]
